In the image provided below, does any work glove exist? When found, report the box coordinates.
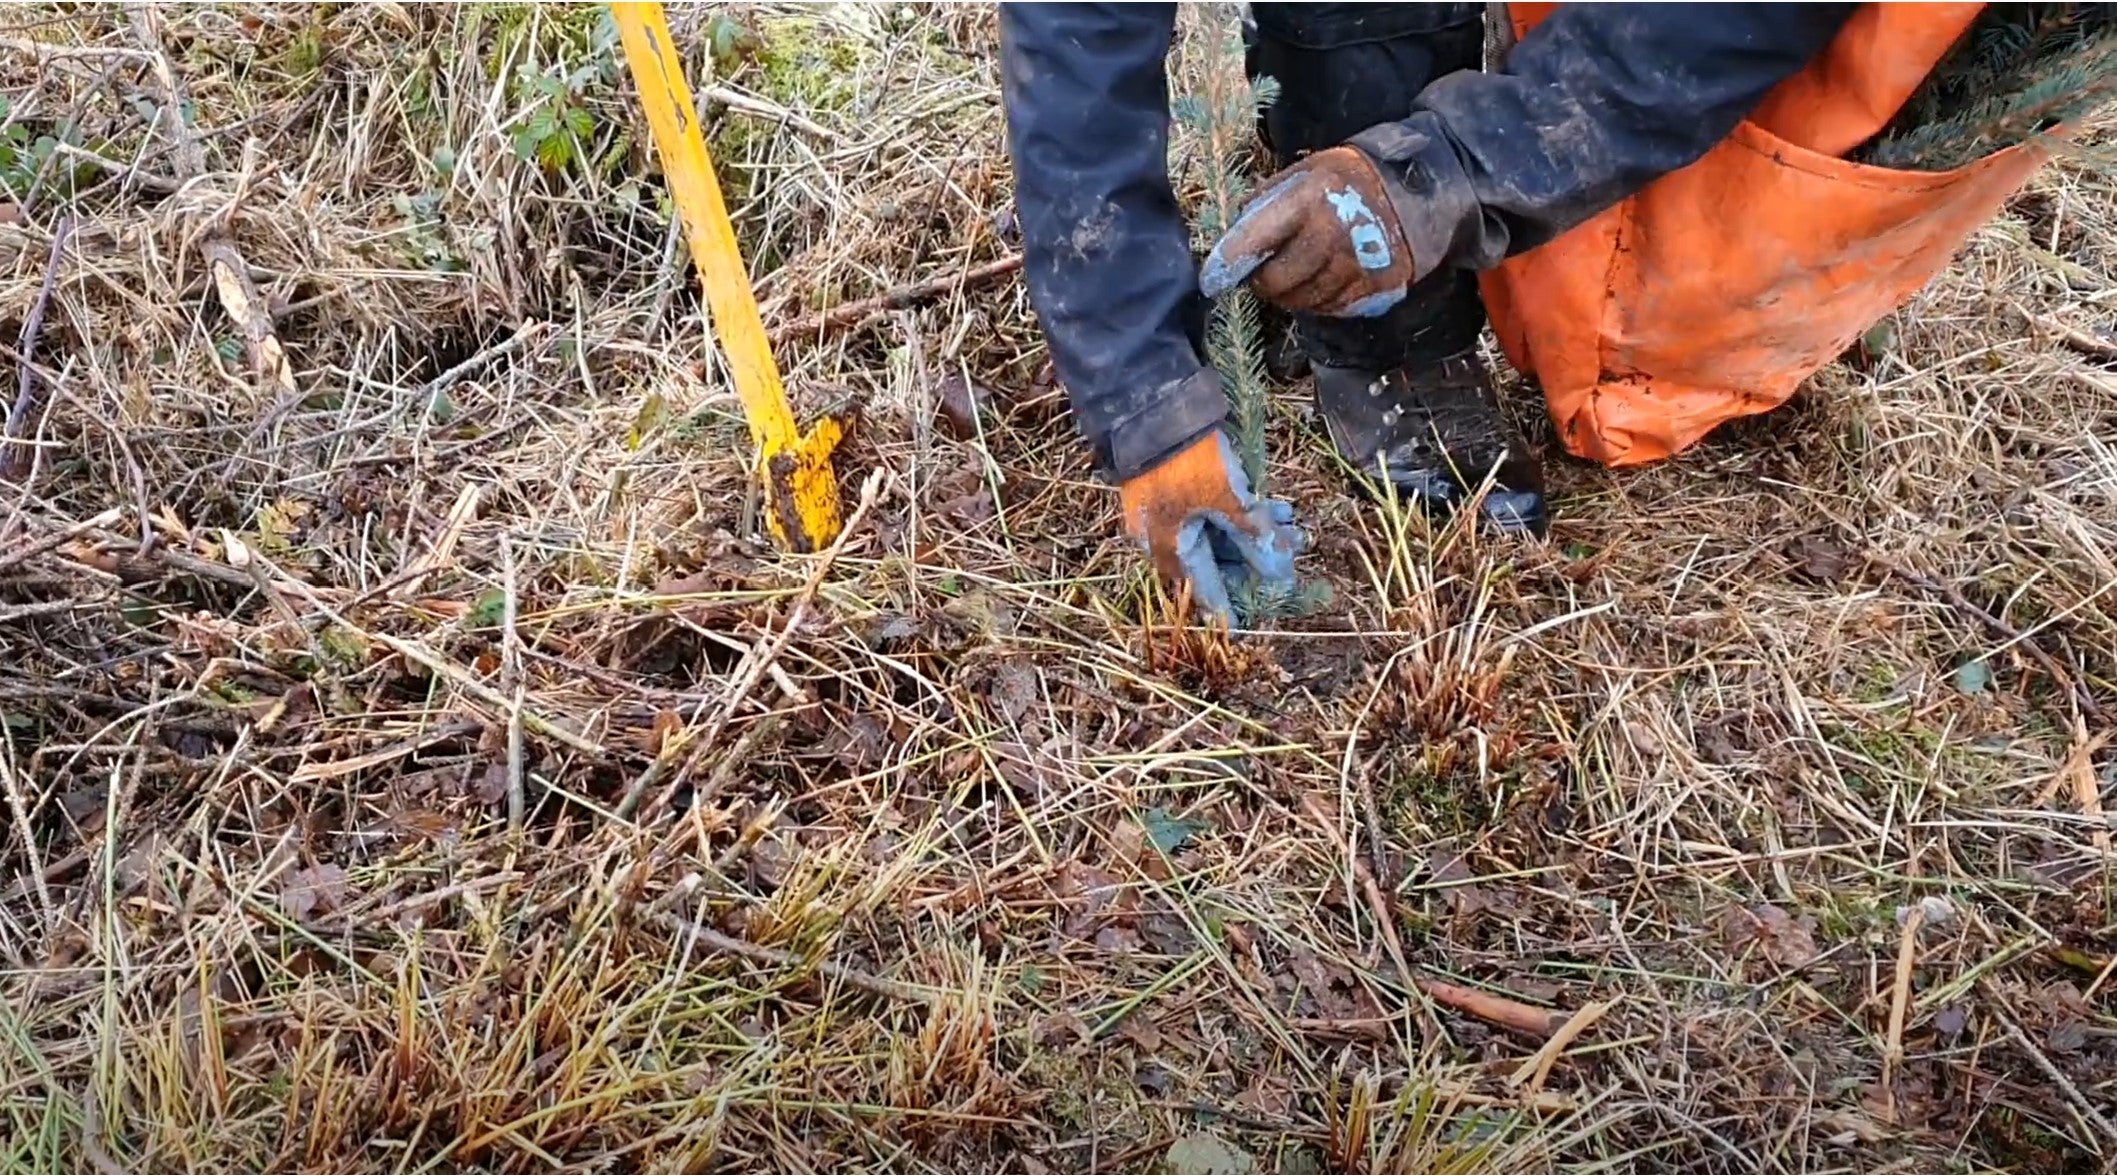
[1199,145,1418,319]
[1118,428,1307,623]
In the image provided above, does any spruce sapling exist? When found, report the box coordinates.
[1857,4,2117,172]
[1172,14,1334,623]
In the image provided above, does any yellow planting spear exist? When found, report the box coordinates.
[610,1,844,552]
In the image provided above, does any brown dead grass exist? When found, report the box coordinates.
[0,3,2113,1173]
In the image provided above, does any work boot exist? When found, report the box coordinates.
[1314,351,1549,537]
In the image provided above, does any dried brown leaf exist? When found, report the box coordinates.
[649,709,682,758]
[1033,1012,1090,1049]
[387,809,462,843]
[993,660,1038,724]
[1818,1108,1891,1144]
[2047,1019,2089,1053]
[1787,533,1856,583]
[280,864,350,919]
[1697,715,1746,765]
[652,571,724,598]
[1094,925,1143,954]
[933,370,992,440]
[1115,1015,1161,1052]
[472,764,509,806]
[1108,820,1147,869]
[820,709,891,770]
[118,831,169,895]
[938,488,995,525]
[1726,903,1820,970]
[1140,911,1195,955]
[1055,861,1126,939]
[1284,944,1377,1021]
[1426,842,1474,885]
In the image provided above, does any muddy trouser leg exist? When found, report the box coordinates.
[1243,2,1489,373]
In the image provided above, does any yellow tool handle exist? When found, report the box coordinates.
[610,1,843,552]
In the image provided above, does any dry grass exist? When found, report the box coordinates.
[0,3,2113,1172]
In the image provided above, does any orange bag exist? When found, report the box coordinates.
[1478,3,2059,467]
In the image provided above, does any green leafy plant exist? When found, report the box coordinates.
[1141,807,1210,854]
[469,590,510,630]
[391,189,464,272]
[703,13,764,70]
[488,5,631,178]
[0,94,90,203]
[284,23,327,79]
[512,63,599,172]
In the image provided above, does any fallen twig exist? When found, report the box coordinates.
[2085,952,2117,1005]
[391,483,484,601]
[0,845,89,909]
[651,875,934,1006]
[49,141,183,195]
[1414,976,1568,1039]
[287,722,482,785]
[1881,904,1924,1117]
[0,34,157,63]
[420,319,551,403]
[0,741,56,929]
[501,535,525,831]
[1875,556,2105,725]
[695,714,783,818]
[257,555,607,759]
[1294,791,1569,1039]
[0,599,81,624]
[200,235,296,393]
[0,508,123,575]
[1083,1141,1164,1175]
[768,254,1023,344]
[2061,721,2112,856]
[2020,302,2117,359]
[2,215,75,481]
[127,5,296,400]
[1982,981,2117,1148]
[1508,998,1615,1094]
[700,82,843,143]
[1296,791,1421,1020]
[329,871,524,932]
[79,530,268,592]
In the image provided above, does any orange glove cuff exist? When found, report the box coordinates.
[1118,430,1253,551]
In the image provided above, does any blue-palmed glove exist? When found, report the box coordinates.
[1117,428,1307,622]
[1199,146,1419,320]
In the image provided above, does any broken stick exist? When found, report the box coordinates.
[128,5,296,400]
[768,253,1023,344]
[1509,998,1616,1095]
[621,467,885,821]
[1875,556,2105,725]
[2020,302,2117,359]
[1294,792,1575,1041]
[1880,904,1924,1118]
[1415,976,1569,1038]
[648,873,934,1006]
[2,216,75,481]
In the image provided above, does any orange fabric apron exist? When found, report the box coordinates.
[1478,2,2058,467]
